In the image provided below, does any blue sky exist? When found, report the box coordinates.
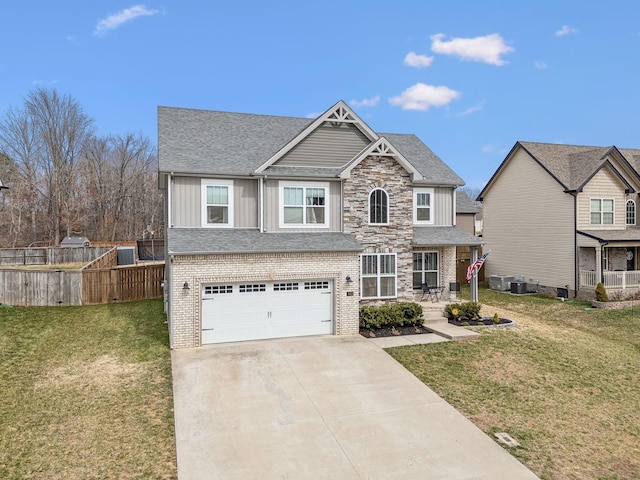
[2,1,639,189]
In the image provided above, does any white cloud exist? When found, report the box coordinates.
[534,61,548,69]
[482,144,495,153]
[404,52,434,68]
[389,83,461,111]
[430,33,514,66]
[350,96,380,108]
[94,5,160,36]
[305,111,322,119]
[555,25,578,37]
[456,101,485,116]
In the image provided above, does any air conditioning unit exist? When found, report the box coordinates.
[489,275,514,291]
[510,282,527,295]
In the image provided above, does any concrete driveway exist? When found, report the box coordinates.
[171,335,538,479]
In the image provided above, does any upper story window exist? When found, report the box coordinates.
[280,182,328,227]
[414,188,434,224]
[369,188,389,224]
[201,179,233,227]
[590,198,614,225]
[361,253,397,298]
[627,200,636,225]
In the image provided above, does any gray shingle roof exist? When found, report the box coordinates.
[167,228,363,255]
[412,227,484,247]
[578,228,640,243]
[158,106,464,185]
[519,142,640,191]
[456,191,478,214]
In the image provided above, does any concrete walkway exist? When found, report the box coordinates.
[172,335,539,479]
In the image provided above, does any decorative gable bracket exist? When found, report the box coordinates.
[339,137,424,180]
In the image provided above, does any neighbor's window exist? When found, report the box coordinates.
[412,251,439,289]
[280,182,328,227]
[201,179,233,227]
[590,198,614,225]
[627,200,636,225]
[361,253,397,298]
[414,188,434,224]
[369,188,389,224]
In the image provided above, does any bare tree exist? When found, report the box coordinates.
[24,88,94,244]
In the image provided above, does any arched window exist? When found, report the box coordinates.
[627,200,636,225]
[369,188,388,224]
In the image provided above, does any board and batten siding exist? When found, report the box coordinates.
[433,187,454,226]
[482,147,576,290]
[577,167,628,231]
[275,122,370,168]
[263,179,341,232]
[171,176,258,228]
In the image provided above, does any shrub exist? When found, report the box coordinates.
[445,302,481,320]
[359,302,424,330]
[493,313,500,324]
[595,282,608,302]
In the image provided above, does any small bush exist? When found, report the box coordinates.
[595,282,608,302]
[492,313,500,324]
[444,301,481,320]
[359,302,424,330]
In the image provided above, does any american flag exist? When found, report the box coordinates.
[466,251,490,282]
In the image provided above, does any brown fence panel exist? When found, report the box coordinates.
[456,246,485,285]
[81,263,164,305]
[0,269,82,306]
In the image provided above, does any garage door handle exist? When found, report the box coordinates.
[202,328,214,331]
[321,291,331,294]
[321,320,331,322]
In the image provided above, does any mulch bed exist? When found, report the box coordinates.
[448,317,513,327]
[359,325,432,338]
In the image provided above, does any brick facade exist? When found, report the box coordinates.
[169,251,359,348]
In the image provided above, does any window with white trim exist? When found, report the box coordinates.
[412,251,439,289]
[280,182,328,227]
[414,188,434,224]
[627,200,636,225]
[369,188,389,224]
[361,253,397,298]
[201,179,233,227]
[590,198,614,225]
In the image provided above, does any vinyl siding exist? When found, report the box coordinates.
[482,148,576,289]
[264,179,341,232]
[434,187,454,226]
[171,177,258,228]
[577,167,627,230]
[275,122,370,168]
[456,214,475,235]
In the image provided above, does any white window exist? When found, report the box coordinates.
[361,253,397,298]
[280,182,329,227]
[412,251,439,289]
[627,200,636,225]
[414,188,434,224]
[590,198,614,225]
[201,179,233,227]
[369,188,389,224]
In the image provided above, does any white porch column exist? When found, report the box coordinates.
[470,247,478,302]
[595,246,602,285]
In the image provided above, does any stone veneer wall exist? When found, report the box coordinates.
[169,251,360,348]
[343,155,414,304]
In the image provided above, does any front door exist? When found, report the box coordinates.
[627,247,635,271]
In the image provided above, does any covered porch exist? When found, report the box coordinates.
[578,229,640,295]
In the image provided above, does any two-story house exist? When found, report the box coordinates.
[159,101,483,348]
[478,141,640,299]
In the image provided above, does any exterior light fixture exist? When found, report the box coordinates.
[346,276,353,283]
[183,282,190,291]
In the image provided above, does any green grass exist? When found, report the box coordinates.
[388,286,640,480]
[0,299,176,479]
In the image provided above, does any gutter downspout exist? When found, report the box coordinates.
[258,176,265,232]
[573,192,578,298]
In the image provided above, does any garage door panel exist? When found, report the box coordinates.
[201,280,333,344]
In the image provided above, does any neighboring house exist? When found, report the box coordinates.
[478,141,640,299]
[159,101,483,348]
[454,191,482,283]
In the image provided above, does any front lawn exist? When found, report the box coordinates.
[0,299,176,479]
[388,287,640,480]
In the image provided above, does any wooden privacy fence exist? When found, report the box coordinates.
[81,263,164,305]
[456,246,485,284]
[0,246,112,266]
[0,269,82,306]
[0,247,164,306]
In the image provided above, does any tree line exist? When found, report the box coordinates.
[0,88,163,248]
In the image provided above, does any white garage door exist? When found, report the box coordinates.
[201,280,333,344]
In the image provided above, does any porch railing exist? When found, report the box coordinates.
[580,269,640,289]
